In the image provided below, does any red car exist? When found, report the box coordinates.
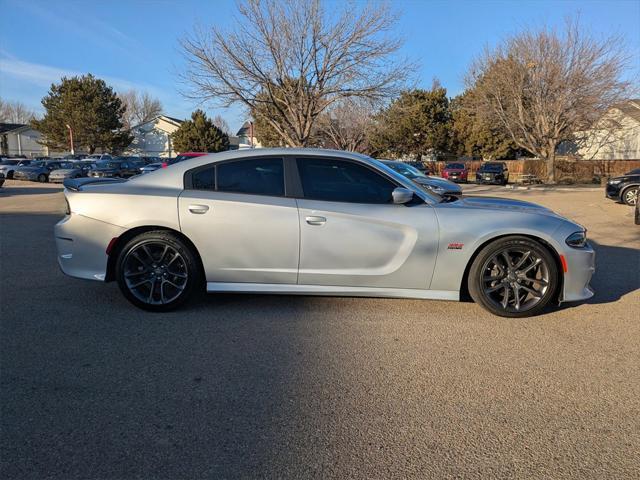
[441,162,469,183]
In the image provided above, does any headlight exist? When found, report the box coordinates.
[608,179,622,184]
[565,231,587,248]
[424,185,446,195]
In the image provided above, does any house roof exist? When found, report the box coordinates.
[0,123,27,134]
[613,99,640,123]
[130,114,183,131]
[236,121,254,137]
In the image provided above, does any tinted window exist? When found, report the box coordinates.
[217,158,284,196]
[192,167,215,190]
[480,163,504,172]
[626,169,640,175]
[297,158,396,203]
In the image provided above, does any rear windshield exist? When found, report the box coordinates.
[480,163,503,172]
[445,163,465,169]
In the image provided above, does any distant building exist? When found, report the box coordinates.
[560,100,640,160]
[0,123,61,157]
[233,121,262,149]
[126,115,183,157]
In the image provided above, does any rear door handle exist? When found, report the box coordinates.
[188,204,209,214]
[305,216,326,226]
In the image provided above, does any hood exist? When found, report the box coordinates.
[459,196,554,214]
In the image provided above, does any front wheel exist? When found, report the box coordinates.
[622,186,638,206]
[115,231,201,311]
[468,236,559,317]
[37,174,47,183]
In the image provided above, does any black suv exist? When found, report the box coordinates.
[606,168,639,206]
[476,162,509,185]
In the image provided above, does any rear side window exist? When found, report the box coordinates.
[187,158,285,196]
[218,158,284,196]
[296,157,396,203]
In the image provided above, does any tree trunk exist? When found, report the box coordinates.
[545,148,556,184]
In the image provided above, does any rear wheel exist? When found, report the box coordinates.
[468,236,558,318]
[622,186,638,206]
[115,231,201,311]
[37,174,47,183]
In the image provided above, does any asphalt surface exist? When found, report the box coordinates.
[1,180,639,479]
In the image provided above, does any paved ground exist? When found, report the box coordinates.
[1,180,639,479]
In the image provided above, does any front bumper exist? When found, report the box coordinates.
[55,214,125,281]
[560,243,596,303]
[605,183,622,200]
[49,176,69,183]
[12,172,37,181]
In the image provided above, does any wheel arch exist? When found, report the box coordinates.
[105,225,205,282]
[459,233,564,303]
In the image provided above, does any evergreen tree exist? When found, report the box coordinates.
[32,74,131,153]
[171,110,229,153]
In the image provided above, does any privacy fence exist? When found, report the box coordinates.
[426,159,640,183]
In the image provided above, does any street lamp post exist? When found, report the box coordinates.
[65,124,75,155]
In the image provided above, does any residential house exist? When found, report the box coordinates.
[233,121,262,149]
[126,115,183,157]
[562,99,640,160]
[0,123,61,157]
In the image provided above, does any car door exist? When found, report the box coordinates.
[294,156,439,289]
[178,156,299,284]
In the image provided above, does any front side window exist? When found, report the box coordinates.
[217,158,284,196]
[297,158,396,203]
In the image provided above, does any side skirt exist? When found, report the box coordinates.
[206,282,459,301]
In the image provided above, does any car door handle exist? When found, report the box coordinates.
[188,204,209,214]
[305,216,326,225]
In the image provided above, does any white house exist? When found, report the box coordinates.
[233,121,262,149]
[0,123,58,157]
[566,100,640,160]
[126,115,183,157]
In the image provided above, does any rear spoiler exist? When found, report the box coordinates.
[63,177,126,192]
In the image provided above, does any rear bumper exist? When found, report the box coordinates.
[560,244,596,303]
[54,214,125,281]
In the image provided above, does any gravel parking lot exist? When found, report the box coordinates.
[1,180,639,479]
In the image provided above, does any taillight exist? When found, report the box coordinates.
[161,162,168,168]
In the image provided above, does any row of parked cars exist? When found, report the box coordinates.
[0,152,207,184]
[405,161,511,185]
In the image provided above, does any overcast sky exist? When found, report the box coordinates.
[1,0,638,133]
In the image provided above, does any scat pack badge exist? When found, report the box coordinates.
[447,242,464,250]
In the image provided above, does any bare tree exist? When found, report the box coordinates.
[316,98,377,153]
[0,99,37,123]
[466,19,631,182]
[181,0,411,147]
[118,90,163,130]
[212,114,231,135]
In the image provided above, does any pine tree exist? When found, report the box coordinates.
[171,110,229,153]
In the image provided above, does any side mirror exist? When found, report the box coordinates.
[392,187,414,204]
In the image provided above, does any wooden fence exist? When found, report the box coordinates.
[425,159,640,183]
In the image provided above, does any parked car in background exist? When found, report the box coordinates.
[442,163,469,183]
[85,153,113,162]
[56,148,595,318]
[381,160,462,197]
[0,159,32,179]
[605,168,639,206]
[13,160,72,182]
[88,159,141,178]
[405,161,432,175]
[139,152,208,174]
[476,162,509,185]
[0,171,5,188]
[49,162,94,183]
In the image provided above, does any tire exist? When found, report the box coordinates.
[468,236,559,318]
[7,171,14,179]
[37,174,47,183]
[621,186,638,206]
[115,231,202,312]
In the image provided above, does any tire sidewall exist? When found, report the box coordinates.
[468,236,559,318]
[115,231,201,312]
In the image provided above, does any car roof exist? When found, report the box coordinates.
[131,148,372,189]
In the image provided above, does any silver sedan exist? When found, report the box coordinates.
[55,149,595,317]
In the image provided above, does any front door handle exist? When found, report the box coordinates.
[305,215,326,226]
[188,204,209,214]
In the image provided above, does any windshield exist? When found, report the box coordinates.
[480,163,503,172]
[372,159,445,202]
[445,163,465,170]
[28,161,46,167]
[0,160,19,165]
[383,162,426,179]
